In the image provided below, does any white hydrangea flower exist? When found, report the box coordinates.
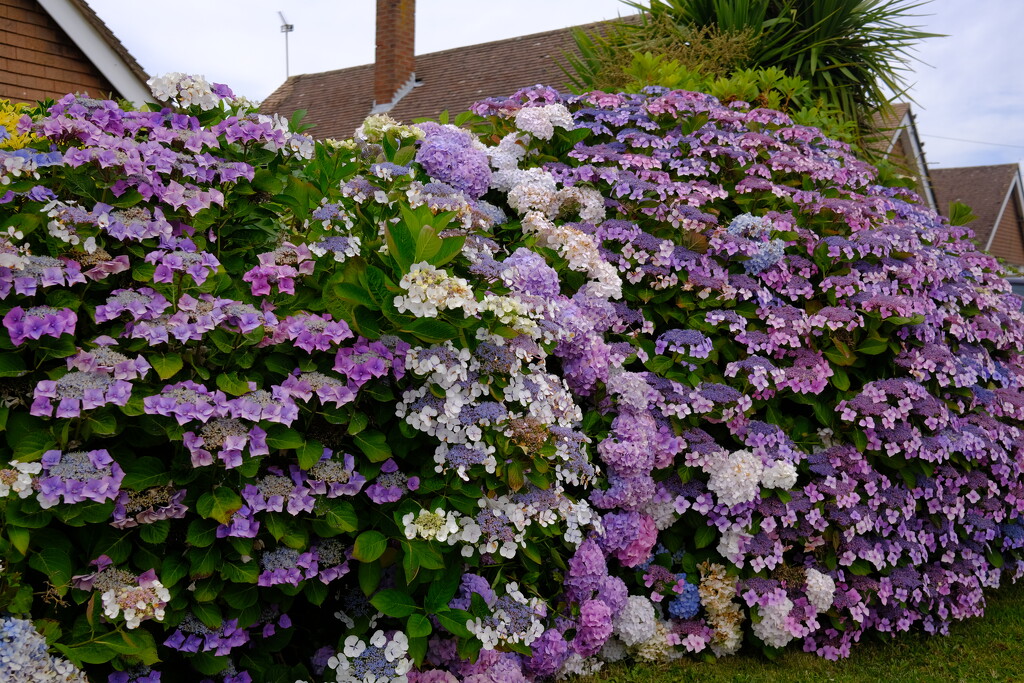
[613,595,657,646]
[514,104,574,140]
[805,568,836,612]
[355,113,425,143]
[330,630,411,683]
[148,72,221,110]
[556,652,603,679]
[599,636,628,662]
[751,596,796,648]
[0,459,40,498]
[716,526,752,565]
[705,449,764,507]
[394,262,477,318]
[634,620,681,662]
[505,169,559,212]
[761,459,798,489]
[402,508,460,543]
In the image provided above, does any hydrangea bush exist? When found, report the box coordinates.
[0,74,1022,682]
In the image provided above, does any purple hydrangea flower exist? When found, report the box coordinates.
[31,371,132,417]
[414,122,491,198]
[3,305,76,346]
[258,547,317,586]
[268,313,352,352]
[365,458,420,504]
[304,450,366,496]
[110,486,188,529]
[36,449,125,508]
[184,418,269,468]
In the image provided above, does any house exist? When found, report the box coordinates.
[261,0,628,140]
[0,0,149,104]
[869,102,937,212]
[931,163,1024,266]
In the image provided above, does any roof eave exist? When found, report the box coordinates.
[37,0,151,105]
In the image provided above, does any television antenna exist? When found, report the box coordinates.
[279,12,294,78]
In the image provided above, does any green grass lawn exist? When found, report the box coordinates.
[581,581,1024,683]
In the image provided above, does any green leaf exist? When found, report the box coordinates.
[196,487,243,525]
[358,560,382,596]
[186,519,219,548]
[323,500,359,533]
[988,549,1005,569]
[425,567,462,612]
[333,282,378,310]
[371,588,418,618]
[58,641,117,666]
[221,557,260,584]
[386,221,417,273]
[0,352,27,377]
[193,602,223,629]
[12,430,56,461]
[352,530,387,562]
[149,353,183,380]
[435,608,473,639]
[847,559,873,576]
[856,337,888,355]
[188,545,222,577]
[694,524,717,549]
[8,526,30,554]
[353,430,392,462]
[139,520,170,544]
[431,235,466,267]
[347,411,369,435]
[644,355,674,374]
[407,613,433,638]
[265,424,304,450]
[408,540,445,570]
[401,318,457,344]
[5,498,52,529]
[297,440,324,469]
[830,366,850,391]
[402,542,420,583]
[216,372,252,396]
[353,305,382,339]
[413,225,442,263]
[252,169,286,194]
[122,456,170,490]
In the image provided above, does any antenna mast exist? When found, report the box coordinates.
[278,12,294,78]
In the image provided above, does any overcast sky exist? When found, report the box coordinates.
[86,0,1024,172]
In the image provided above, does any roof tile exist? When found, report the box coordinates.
[931,164,1019,245]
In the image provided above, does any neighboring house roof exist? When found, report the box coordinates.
[1,0,149,104]
[932,163,1024,262]
[261,19,626,140]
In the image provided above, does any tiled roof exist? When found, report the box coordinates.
[931,163,1019,244]
[261,17,635,140]
[867,102,910,153]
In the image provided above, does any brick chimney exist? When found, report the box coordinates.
[373,0,416,112]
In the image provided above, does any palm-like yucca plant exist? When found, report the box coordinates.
[565,0,941,147]
[629,0,941,133]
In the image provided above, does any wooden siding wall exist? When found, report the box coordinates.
[890,129,929,201]
[0,0,118,103]
[988,190,1024,266]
